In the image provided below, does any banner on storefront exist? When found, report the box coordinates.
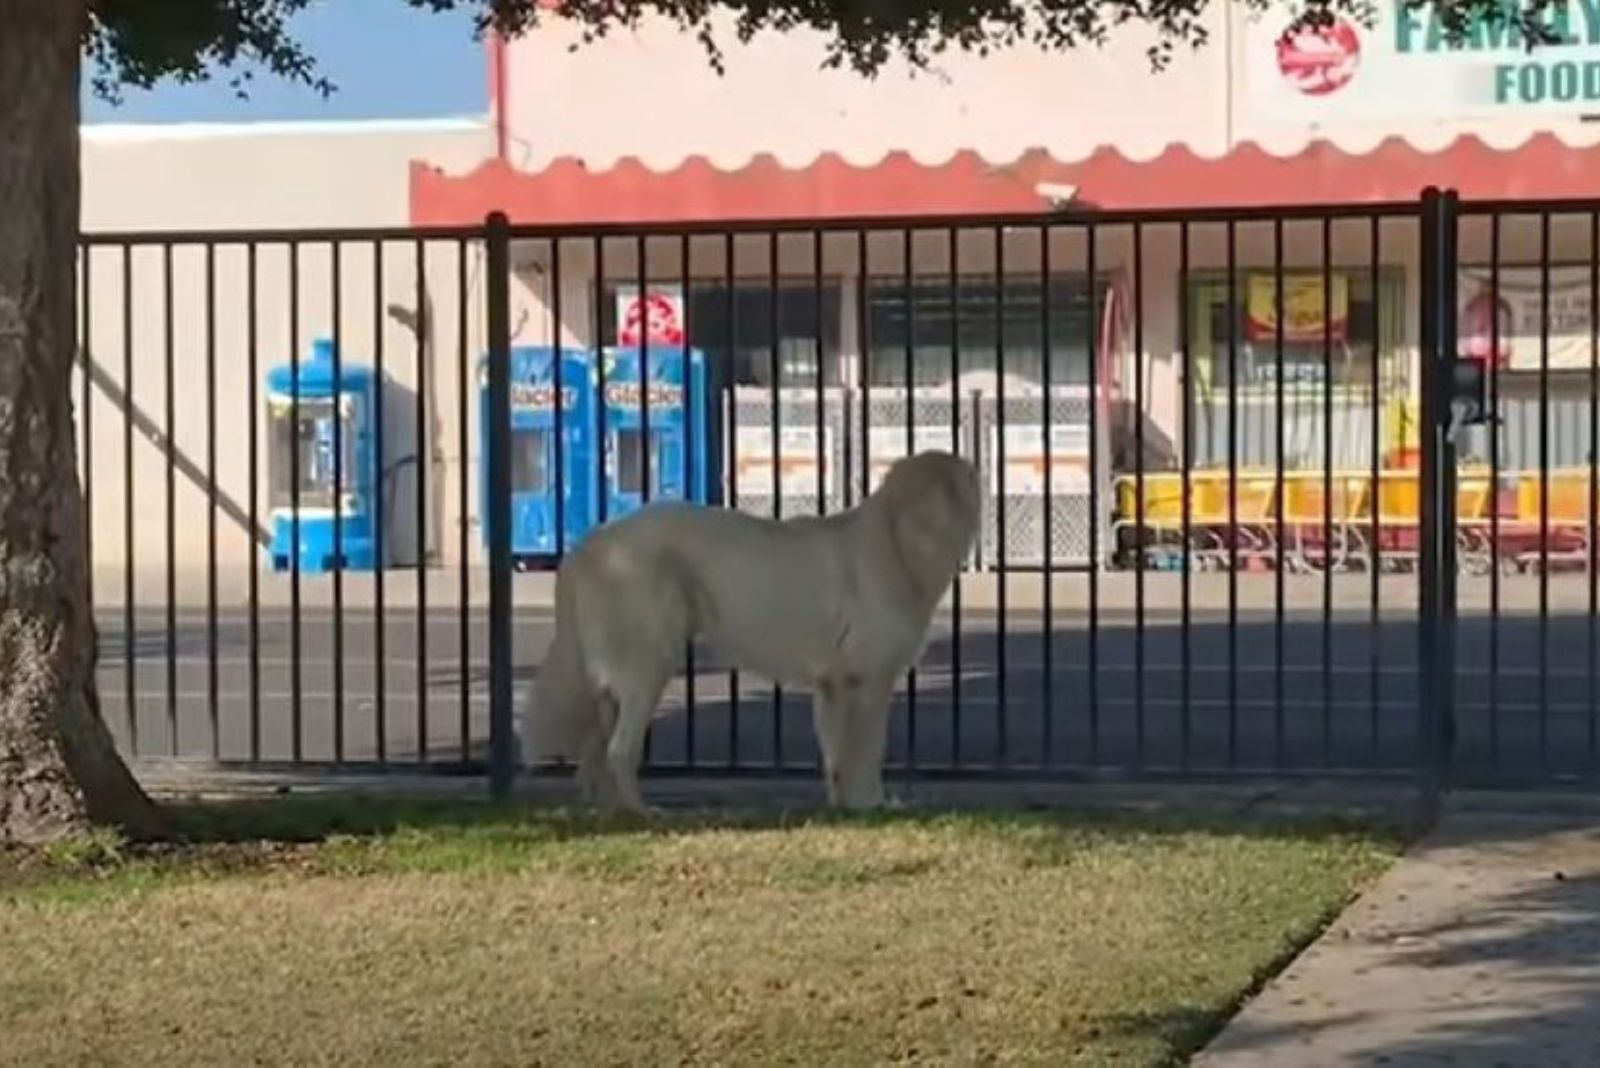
[1245,273,1350,342]
[1457,265,1596,371]
[615,284,685,347]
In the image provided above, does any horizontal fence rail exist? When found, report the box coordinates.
[70,192,1600,792]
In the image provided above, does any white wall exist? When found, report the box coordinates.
[78,120,496,601]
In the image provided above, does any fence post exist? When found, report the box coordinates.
[484,211,516,802]
[1417,187,1460,810]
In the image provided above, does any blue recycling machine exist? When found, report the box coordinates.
[480,343,715,566]
[265,338,384,574]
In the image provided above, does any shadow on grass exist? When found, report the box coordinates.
[159,793,1409,854]
[0,793,1408,905]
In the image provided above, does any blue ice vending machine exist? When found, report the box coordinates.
[598,345,713,520]
[265,338,383,573]
[480,345,596,565]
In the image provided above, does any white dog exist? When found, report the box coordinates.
[523,450,981,815]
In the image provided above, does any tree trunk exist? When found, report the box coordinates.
[0,0,163,845]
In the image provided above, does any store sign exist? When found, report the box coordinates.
[602,381,683,410]
[510,383,579,412]
[734,425,834,497]
[1457,265,1597,371]
[1244,1,1600,123]
[1245,273,1350,342]
[615,284,685,347]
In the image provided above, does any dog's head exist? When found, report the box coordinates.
[873,451,981,607]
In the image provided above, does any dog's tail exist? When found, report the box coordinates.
[524,562,599,762]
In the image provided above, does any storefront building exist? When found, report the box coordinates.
[410,2,1600,520]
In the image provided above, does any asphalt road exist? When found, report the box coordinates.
[93,574,1600,785]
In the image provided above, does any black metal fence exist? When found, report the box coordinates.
[73,189,1600,797]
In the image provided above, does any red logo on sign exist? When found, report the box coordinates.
[619,291,685,347]
[1275,19,1360,96]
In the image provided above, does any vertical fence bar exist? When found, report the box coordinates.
[858,227,871,512]
[1133,222,1146,768]
[553,239,567,566]
[1040,226,1054,768]
[1321,217,1334,766]
[289,241,304,763]
[1179,221,1192,772]
[332,241,346,766]
[1590,211,1599,780]
[678,235,697,767]
[205,242,220,760]
[768,232,783,768]
[247,243,261,763]
[1369,216,1383,761]
[903,227,918,769]
[1226,222,1240,766]
[638,235,656,768]
[414,238,430,765]
[722,233,740,765]
[1418,187,1460,802]
[456,239,470,765]
[163,242,177,756]
[1273,219,1286,769]
[948,227,964,767]
[639,234,652,515]
[553,239,572,767]
[372,239,388,765]
[1488,213,1501,771]
[122,243,137,754]
[595,235,609,539]
[79,249,93,619]
[1440,192,1461,792]
[814,228,828,523]
[993,224,1008,766]
[1087,224,1100,766]
[548,234,566,742]
[1539,210,1551,775]
[486,212,515,802]
[679,233,696,767]
[1418,190,1441,800]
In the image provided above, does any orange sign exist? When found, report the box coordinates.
[1245,273,1350,342]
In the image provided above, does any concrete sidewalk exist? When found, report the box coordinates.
[1195,807,1600,1066]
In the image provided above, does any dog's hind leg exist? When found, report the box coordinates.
[572,690,624,808]
[811,681,848,807]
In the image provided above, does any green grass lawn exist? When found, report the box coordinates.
[0,799,1402,1067]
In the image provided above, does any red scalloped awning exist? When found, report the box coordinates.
[409,134,1600,226]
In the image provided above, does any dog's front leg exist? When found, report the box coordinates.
[833,674,896,810]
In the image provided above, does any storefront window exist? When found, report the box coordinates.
[1192,270,1396,392]
[1185,269,1407,470]
[864,274,1108,388]
[601,281,845,388]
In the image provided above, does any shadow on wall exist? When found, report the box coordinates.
[1111,397,1176,471]
[81,346,434,570]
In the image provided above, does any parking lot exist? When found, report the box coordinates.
[90,568,1600,785]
